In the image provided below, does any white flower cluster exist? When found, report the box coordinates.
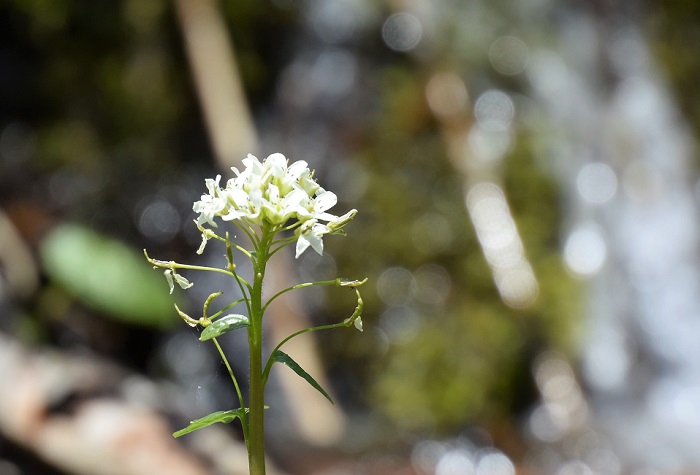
[193,153,356,258]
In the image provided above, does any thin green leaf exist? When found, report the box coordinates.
[272,350,334,404]
[199,314,249,341]
[173,408,247,438]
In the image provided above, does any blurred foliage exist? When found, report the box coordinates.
[323,63,580,435]
[40,223,178,328]
[649,1,700,163]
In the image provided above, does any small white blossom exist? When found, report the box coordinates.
[193,175,228,227]
[295,220,332,258]
[164,269,193,294]
[193,153,356,258]
[354,316,363,332]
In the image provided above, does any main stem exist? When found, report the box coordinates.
[248,231,270,475]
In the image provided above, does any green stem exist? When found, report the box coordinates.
[247,227,272,475]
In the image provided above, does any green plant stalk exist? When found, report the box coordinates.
[247,227,272,475]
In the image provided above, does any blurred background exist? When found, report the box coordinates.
[1,0,700,474]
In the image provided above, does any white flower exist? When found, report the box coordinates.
[192,153,357,258]
[164,269,193,294]
[196,226,218,255]
[193,175,226,227]
[297,168,321,197]
[354,316,363,332]
[295,220,332,258]
[261,184,307,225]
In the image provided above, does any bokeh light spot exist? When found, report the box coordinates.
[382,12,422,52]
[377,266,416,305]
[311,49,357,98]
[426,72,469,119]
[556,460,594,475]
[497,264,539,309]
[576,162,617,204]
[467,182,538,308]
[379,305,423,344]
[411,212,454,254]
[135,197,180,243]
[582,331,630,391]
[476,451,516,475]
[307,0,367,44]
[529,404,564,443]
[412,439,447,474]
[436,448,475,475]
[564,224,607,277]
[489,36,529,76]
[622,159,665,203]
[474,90,515,131]
[467,125,512,163]
[414,263,452,307]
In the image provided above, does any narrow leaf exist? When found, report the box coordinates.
[273,350,334,404]
[173,408,247,438]
[199,314,249,341]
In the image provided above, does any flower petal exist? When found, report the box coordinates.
[174,272,193,290]
[287,160,308,180]
[314,191,337,213]
[295,234,311,258]
[164,269,175,294]
[266,153,287,173]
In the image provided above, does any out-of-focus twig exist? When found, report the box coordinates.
[0,208,39,299]
[173,0,258,168]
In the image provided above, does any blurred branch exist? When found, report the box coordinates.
[0,208,39,299]
[173,0,258,167]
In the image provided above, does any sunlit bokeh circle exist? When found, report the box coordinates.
[412,440,447,474]
[311,49,357,98]
[529,404,564,443]
[489,36,529,76]
[135,197,180,243]
[564,224,607,277]
[379,305,423,344]
[467,125,512,163]
[377,266,416,305]
[436,448,475,475]
[576,162,618,204]
[476,451,515,475]
[474,90,515,131]
[382,12,422,52]
[497,265,539,309]
[556,460,594,475]
[307,0,366,44]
